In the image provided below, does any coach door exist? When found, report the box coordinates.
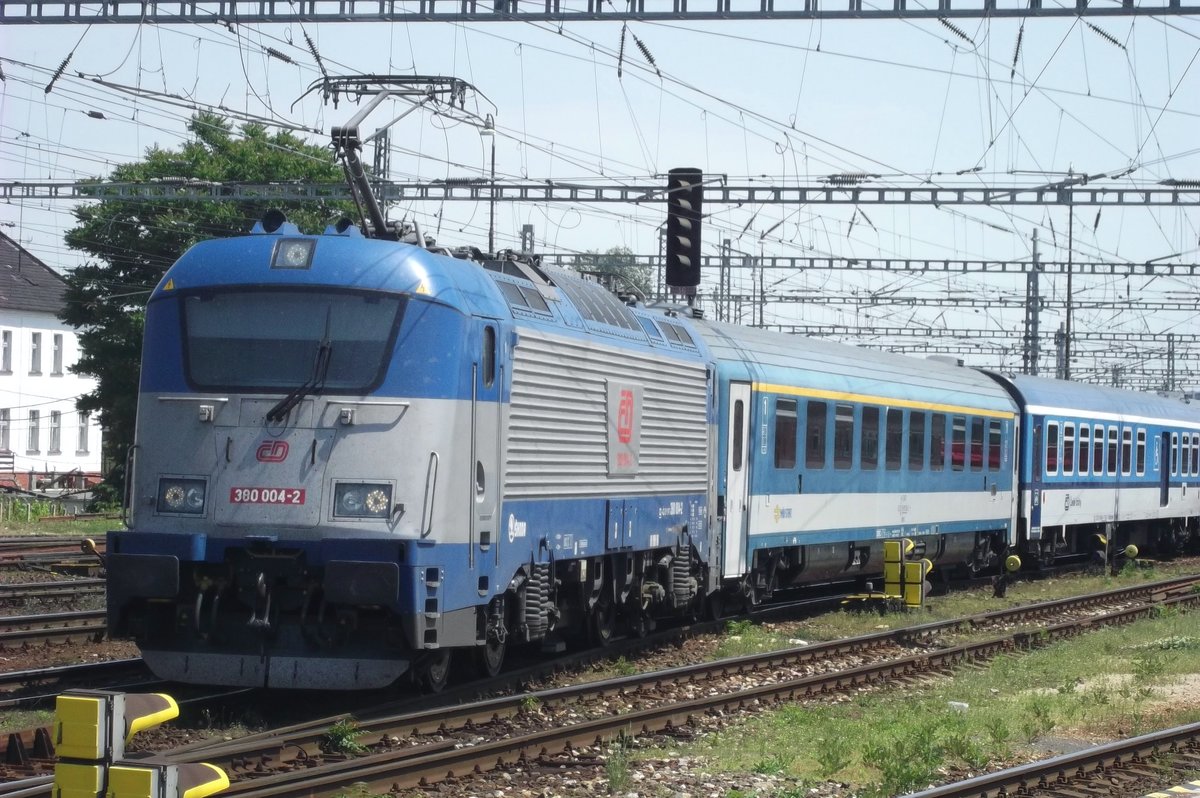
[471,322,502,586]
[722,382,751,579]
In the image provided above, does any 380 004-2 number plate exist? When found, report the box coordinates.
[229,487,306,505]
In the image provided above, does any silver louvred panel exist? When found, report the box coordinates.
[506,330,708,498]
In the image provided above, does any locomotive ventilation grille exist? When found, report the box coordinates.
[506,331,708,498]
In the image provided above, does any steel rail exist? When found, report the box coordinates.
[904,721,1200,797]
[0,609,107,646]
[0,579,105,602]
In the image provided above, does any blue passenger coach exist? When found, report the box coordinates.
[689,323,1020,603]
[990,374,1200,565]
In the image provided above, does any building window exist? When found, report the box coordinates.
[861,407,879,470]
[30,332,42,375]
[0,409,8,450]
[49,411,61,454]
[27,410,39,453]
[52,334,63,375]
[77,411,90,454]
[1,331,10,373]
[833,404,854,470]
[805,401,827,469]
[774,399,797,469]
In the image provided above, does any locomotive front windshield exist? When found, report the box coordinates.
[181,288,405,392]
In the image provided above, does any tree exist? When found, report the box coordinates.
[60,112,353,504]
[579,246,654,298]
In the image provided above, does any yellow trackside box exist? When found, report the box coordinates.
[54,694,109,761]
[53,762,105,798]
[106,763,229,798]
[903,560,932,608]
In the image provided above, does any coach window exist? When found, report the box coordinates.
[885,408,903,470]
[1063,423,1075,475]
[988,420,1002,470]
[1170,432,1179,475]
[969,418,984,472]
[774,399,797,469]
[1079,425,1091,476]
[951,415,966,471]
[806,401,827,469]
[930,413,946,471]
[1046,421,1059,475]
[1136,429,1146,476]
[1107,427,1119,475]
[1121,429,1133,476]
[861,407,879,470]
[1094,425,1105,475]
[908,412,925,471]
[834,404,854,470]
[732,400,744,471]
[1192,433,1198,475]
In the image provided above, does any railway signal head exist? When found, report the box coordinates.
[665,167,704,294]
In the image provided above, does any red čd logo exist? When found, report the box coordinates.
[617,389,635,444]
[256,440,289,462]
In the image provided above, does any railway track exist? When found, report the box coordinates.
[0,579,105,604]
[906,721,1200,798]
[3,572,1190,798]
[0,609,107,647]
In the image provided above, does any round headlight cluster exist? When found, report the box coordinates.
[334,483,391,519]
[157,478,207,515]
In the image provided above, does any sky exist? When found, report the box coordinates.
[1,10,1199,386]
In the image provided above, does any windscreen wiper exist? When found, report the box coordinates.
[266,339,332,423]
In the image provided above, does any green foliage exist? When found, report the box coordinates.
[605,733,632,793]
[725,619,754,636]
[750,752,788,774]
[861,725,944,797]
[612,657,637,676]
[60,112,353,500]
[813,731,853,778]
[578,246,653,297]
[323,719,366,754]
[519,694,542,713]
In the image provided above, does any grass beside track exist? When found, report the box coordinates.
[643,571,1200,797]
[0,517,121,538]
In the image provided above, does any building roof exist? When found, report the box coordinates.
[0,231,68,314]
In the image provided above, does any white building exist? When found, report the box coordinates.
[0,231,103,490]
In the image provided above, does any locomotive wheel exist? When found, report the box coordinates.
[415,649,452,693]
[590,596,616,647]
[475,637,507,678]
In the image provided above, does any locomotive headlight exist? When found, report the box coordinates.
[271,238,316,270]
[157,478,207,515]
[334,482,392,519]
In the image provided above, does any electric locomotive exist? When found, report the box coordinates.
[104,215,714,689]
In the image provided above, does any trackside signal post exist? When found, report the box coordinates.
[52,690,228,798]
[665,168,704,299]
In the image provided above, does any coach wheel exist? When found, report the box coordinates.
[705,591,727,621]
[590,596,616,647]
[415,649,452,693]
[475,636,507,679]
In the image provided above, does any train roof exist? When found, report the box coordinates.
[690,320,1017,416]
[152,227,512,320]
[994,373,1200,426]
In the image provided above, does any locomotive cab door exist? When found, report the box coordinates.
[471,322,502,592]
[722,382,751,579]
